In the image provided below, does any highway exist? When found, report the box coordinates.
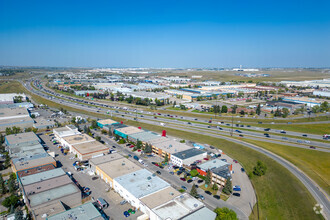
[24,79,330,219]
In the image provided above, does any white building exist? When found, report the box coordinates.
[171,148,207,167]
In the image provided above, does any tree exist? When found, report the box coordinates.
[222,178,232,195]
[144,143,152,154]
[90,120,98,129]
[71,116,76,124]
[30,114,36,119]
[231,105,237,114]
[95,136,101,142]
[190,169,199,177]
[164,154,169,163]
[101,129,107,135]
[253,160,267,176]
[136,140,142,149]
[2,194,19,208]
[205,169,211,185]
[221,105,228,113]
[190,184,198,198]
[282,108,289,118]
[14,208,24,220]
[256,104,261,115]
[320,101,329,112]
[0,174,6,195]
[212,183,219,191]
[8,173,17,193]
[214,207,238,220]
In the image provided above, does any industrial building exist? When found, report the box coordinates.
[47,202,103,220]
[171,148,207,167]
[96,157,142,188]
[5,132,40,147]
[89,153,123,172]
[197,159,232,187]
[114,126,143,139]
[11,153,57,174]
[113,169,170,211]
[0,107,34,132]
[0,93,26,104]
[128,130,161,143]
[70,141,109,161]
[97,119,118,128]
[60,133,95,152]
[19,168,81,220]
[53,125,81,140]
[148,137,191,159]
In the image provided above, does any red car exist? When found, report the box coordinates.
[137,149,141,152]
[154,116,157,119]
[129,145,135,148]
[233,160,238,163]
[155,163,159,167]
[180,178,186,181]
[203,158,209,161]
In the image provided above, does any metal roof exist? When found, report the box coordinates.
[172,148,205,160]
[5,132,40,146]
[48,202,103,220]
[198,159,229,171]
[20,168,66,186]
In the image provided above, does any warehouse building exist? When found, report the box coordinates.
[19,168,81,220]
[128,130,161,143]
[0,107,34,132]
[11,153,57,174]
[113,169,170,211]
[97,119,118,128]
[114,126,143,139]
[89,153,123,172]
[5,132,40,147]
[60,133,95,152]
[53,125,80,140]
[48,202,103,220]
[96,157,141,188]
[0,93,26,104]
[148,137,191,159]
[197,159,232,187]
[171,148,207,167]
[70,141,109,161]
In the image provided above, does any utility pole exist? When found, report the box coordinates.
[231,115,233,136]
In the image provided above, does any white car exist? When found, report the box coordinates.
[304,140,311,143]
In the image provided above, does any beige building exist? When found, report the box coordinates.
[148,137,191,159]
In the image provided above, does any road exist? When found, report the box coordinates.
[23,79,330,219]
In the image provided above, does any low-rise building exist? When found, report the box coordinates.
[197,159,232,187]
[96,157,142,188]
[171,148,207,167]
[5,132,40,147]
[0,93,26,104]
[60,133,95,152]
[0,107,34,132]
[128,131,161,143]
[32,118,55,130]
[71,141,109,161]
[11,153,57,174]
[97,119,118,128]
[19,168,81,220]
[148,137,191,159]
[114,126,143,139]
[113,169,170,211]
[89,153,123,172]
[53,125,80,140]
[48,202,103,220]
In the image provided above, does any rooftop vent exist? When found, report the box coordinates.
[194,203,198,208]
[147,177,151,180]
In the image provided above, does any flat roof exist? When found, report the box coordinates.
[140,186,181,209]
[9,142,44,156]
[198,159,229,171]
[5,132,40,146]
[24,175,72,195]
[114,169,170,199]
[98,158,141,179]
[89,153,123,166]
[115,126,143,135]
[28,183,79,207]
[97,119,118,125]
[48,202,103,220]
[72,141,108,155]
[181,207,216,220]
[129,131,161,142]
[152,193,204,220]
[20,168,66,186]
[63,133,94,145]
[0,107,29,118]
[172,148,205,160]
[13,155,56,171]
[149,138,191,155]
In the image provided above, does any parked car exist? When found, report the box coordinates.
[205,191,212,195]
[197,179,204,184]
[187,179,193,183]
[241,168,245,172]
[233,193,241,197]
[181,186,187,190]
[169,171,174,175]
[120,200,127,205]
[123,211,130,217]
[198,194,205,200]
[213,195,220,200]
[156,171,161,175]
[180,177,186,181]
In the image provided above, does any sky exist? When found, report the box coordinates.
[0,0,329,68]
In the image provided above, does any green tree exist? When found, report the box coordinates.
[253,160,267,176]
[282,108,289,118]
[320,101,329,112]
[95,136,101,142]
[101,129,107,135]
[205,169,212,185]
[231,105,237,114]
[190,169,199,177]
[164,153,169,163]
[212,183,219,191]
[14,208,24,220]
[90,120,98,129]
[0,174,6,195]
[144,143,152,154]
[214,207,238,220]
[256,104,261,115]
[222,178,232,195]
[190,184,198,198]
[136,140,142,150]
[2,194,19,208]
[221,105,228,113]
[71,116,76,124]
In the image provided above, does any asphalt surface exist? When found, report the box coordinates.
[24,79,330,219]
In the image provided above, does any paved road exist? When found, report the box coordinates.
[24,79,330,219]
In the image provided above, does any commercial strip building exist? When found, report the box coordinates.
[5,132,40,147]
[89,153,123,172]
[171,148,207,167]
[128,130,161,143]
[18,168,81,220]
[114,126,144,139]
[282,97,325,107]
[197,159,232,187]
[53,125,81,139]
[11,153,57,174]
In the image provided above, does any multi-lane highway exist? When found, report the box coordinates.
[24,79,330,219]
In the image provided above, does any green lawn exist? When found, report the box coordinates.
[246,123,330,135]
[0,81,26,93]
[243,139,330,195]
